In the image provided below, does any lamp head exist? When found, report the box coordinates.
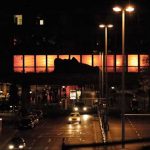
[125,5,134,12]
[113,6,122,12]
[99,24,105,28]
[113,5,134,12]
[107,24,113,28]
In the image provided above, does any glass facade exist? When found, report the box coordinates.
[13,54,150,73]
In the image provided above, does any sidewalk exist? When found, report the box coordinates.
[104,114,145,150]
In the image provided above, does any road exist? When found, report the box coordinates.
[107,114,150,150]
[3,114,102,150]
[2,112,150,150]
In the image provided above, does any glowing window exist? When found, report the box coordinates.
[82,55,92,66]
[106,55,114,72]
[14,55,23,72]
[128,55,138,72]
[59,55,69,60]
[40,19,44,25]
[36,55,46,73]
[47,55,57,72]
[14,15,23,25]
[116,55,123,72]
[70,55,80,62]
[93,55,102,69]
[140,55,149,66]
[24,55,35,73]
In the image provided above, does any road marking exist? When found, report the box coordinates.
[127,117,146,147]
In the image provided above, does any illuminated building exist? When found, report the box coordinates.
[0,7,149,106]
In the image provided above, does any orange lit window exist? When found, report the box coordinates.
[106,55,114,72]
[93,55,102,69]
[59,55,69,60]
[24,55,34,73]
[116,55,123,72]
[140,55,149,66]
[36,55,46,73]
[14,55,23,72]
[47,55,57,72]
[128,55,138,72]
[70,55,81,62]
[82,55,92,66]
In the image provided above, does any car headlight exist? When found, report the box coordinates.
[74,107,78,111]
[68,118,72,121]
[83,107,87,111]
[19,145,24,149]
[8,144,14,149]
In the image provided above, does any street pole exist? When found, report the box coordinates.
[99,24,113,99]
[105,26,108,99]
[101,52,104,98]
[121,9,125,149]
[113,5,134,148]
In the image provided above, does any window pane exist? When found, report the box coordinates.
[140,55,149,66]
[93,55,102,68]
[107,67,114,72]
[128,67,138,72]
[116,66,123,72]
[59,55,69,60]
[128,55,138,72]
[47,55,57,72]
[106,55,114,72]
[128,55,138,66]
[70,55,80,62]
[116,55,123,72]
[116,55,123,66]
[14,55,23,72]
[107,55,114,66]
[14,55,23,67]
[82,55,92,66]
[14,15,23,25]
[24,55,34,73]
[36,55,46,73]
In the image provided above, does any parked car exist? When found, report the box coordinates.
[8,136,26,149]
[18,117,35,129]
[68,112,81,124]
[32,109,43,119]
[27,114,39,125]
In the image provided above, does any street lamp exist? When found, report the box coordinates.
[99,24,113,99]
[113,5,134,148]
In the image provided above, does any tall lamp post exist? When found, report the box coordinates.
[99,24,113,99]
[113,5,134,148]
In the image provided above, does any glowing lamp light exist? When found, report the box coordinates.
[113,6,122,12]
[113,5,134,12]
[99,24,105,28]
[99,24,113,28]
[125,6,134,12]
[107,24,113,28]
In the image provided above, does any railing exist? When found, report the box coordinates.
[61,137,150,150]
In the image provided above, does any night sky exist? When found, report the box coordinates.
[1,0,150,53]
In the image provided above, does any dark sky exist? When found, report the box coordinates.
[1,0,150,53]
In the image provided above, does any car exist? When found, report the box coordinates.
[73,102,88,113]
[32,109,43,119]
[68,112,81,124]
[28,114,39,124]
[8,136,26,149]
[18,117,35,129]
